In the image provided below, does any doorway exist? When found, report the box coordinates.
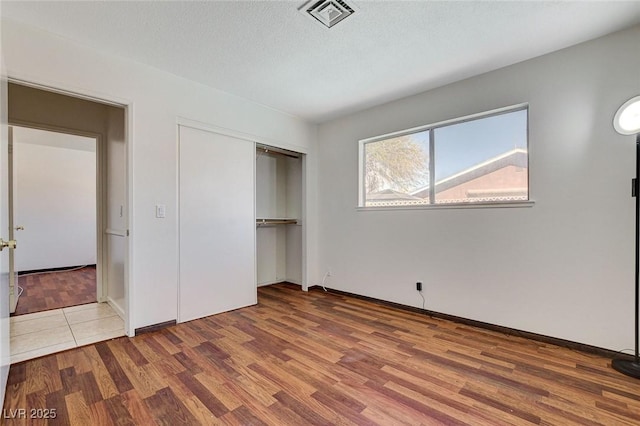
[6,82,128,363]
[9,125,98,315]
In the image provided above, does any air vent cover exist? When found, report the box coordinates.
[302,0,355,28]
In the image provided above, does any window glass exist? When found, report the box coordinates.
[434,109,528,204]
[360,106,528,208]
[364,130,430,207]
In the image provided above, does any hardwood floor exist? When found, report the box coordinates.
[3,283,640,425]
[13,266,96,316]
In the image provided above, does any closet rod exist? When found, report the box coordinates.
[256,144,300,159]
[256,219,298,226]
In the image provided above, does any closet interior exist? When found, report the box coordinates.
[256,144,303,287]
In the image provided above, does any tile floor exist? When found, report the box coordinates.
[10,302,125,364]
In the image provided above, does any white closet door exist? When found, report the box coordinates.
[178,126,255,323]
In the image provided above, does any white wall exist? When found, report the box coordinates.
[286,157,303,283]
[106,107,126,315]
[0,18,317,332]
[256,226,286,285]
[256,153,287,219]
[13,130,96,270]
[256,152,303,285]
[317,25,640,351]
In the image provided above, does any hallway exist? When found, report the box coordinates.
[13,266,96,316]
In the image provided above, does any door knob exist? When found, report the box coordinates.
[15,226,24,231]
[0,238,17,251]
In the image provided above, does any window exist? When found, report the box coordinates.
[359,105,528,208]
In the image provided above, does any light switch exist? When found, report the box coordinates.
[156,204,166,218]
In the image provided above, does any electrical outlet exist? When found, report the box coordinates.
[327,267,332,277]
[416,282,422,291]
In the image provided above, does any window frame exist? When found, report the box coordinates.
[358,103,533,210]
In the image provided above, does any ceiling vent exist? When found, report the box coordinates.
[301,0,356,28]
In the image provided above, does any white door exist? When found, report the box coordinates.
[1,56,12,408]
[178,126,256,323]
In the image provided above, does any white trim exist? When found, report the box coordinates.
[253,140,259,305]
[8,76,130,108]
[254,142,258,296]
[358,138,365,208]
[301,154,308,291]
[360,102,529,144]
[175,123,182,325]
[105,228,127,237]
[124,103,133,337]
[176,117,309,155]
[357,200,535,211]
[7,120,103,141]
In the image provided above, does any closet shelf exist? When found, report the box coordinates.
[256,218,298,226]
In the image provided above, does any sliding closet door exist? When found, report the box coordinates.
[178,126,255,323]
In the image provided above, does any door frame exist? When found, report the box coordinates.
[8,121,103,305]
[7,77,134,336]
[7,126,16,313]
[176,117,309,292]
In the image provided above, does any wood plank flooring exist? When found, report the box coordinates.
[3,283,640,425]
[13,267,96,316]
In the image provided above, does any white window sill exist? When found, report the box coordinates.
[356,200,535,211]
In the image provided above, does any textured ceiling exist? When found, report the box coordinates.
[3,1,640,123]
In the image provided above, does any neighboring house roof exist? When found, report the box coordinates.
[410,148,527,198]
[365,188,430,207]
[367,188,421,201]
[365,149,527,206]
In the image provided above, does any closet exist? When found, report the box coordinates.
[256,145,303,287]
[178,126,305,324]
[179,126,256,323]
